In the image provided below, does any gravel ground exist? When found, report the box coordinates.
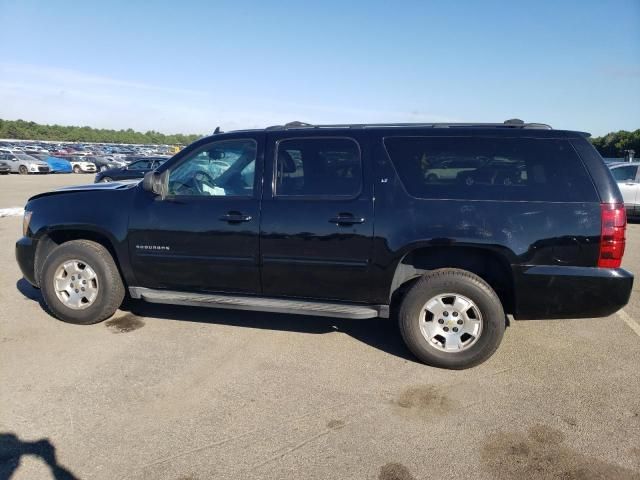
[1,174,639,480]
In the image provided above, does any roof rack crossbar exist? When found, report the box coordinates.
[265,121,552,131]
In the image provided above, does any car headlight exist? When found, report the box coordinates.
[23,210,32,236]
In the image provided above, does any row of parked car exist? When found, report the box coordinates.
[0,150,170,178]
[0,140,177,177]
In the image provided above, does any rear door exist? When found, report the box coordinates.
[610,165,639,215]
[259,132,374,302]
[5,154,18,172]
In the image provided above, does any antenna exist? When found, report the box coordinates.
[213,127,221,134]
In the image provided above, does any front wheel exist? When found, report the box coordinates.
[40,240,125,324]
[398,269,505,369]
[100,177,113,183]
[73,165,81,174]
[19,165,28,175]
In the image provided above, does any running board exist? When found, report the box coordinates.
[129,287,388,319]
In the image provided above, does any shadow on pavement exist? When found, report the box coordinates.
[0,432,78,480]
[15,278,417,363]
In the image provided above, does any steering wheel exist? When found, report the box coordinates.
[193,170,217,194]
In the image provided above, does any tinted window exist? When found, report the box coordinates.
[275,138,361,196]
[384,137,598,202]
[611,165,638,182]
[168,139,256,197]
[129,160,151,170]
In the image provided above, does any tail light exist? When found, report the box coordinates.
[598,203,626,268]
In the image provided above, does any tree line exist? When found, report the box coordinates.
[0,119,202,145]
[590,129,640,158]
[0,118,638,155]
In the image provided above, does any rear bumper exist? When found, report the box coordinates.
[15,236,38,286]
[513,266,633,319]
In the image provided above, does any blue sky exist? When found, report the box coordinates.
[0,0,638,136]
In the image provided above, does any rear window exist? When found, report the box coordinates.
[383,137,598,202]
[610,165,638,182]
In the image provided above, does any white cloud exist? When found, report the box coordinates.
[0,63,457,134]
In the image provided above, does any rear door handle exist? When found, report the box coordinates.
[219,212,252,223]
[329,214,365,226]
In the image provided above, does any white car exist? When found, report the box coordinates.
[70,160,97,174]
[609,162,640,217]
[0,153,50,174]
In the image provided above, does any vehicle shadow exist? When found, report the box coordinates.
[15,279,418,364]
[0,432,79,480]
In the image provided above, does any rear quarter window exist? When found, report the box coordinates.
[383,136,598,202]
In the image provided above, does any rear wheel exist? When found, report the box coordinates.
[398,268,505,369]
[40,240,125,324]
[100,176,113,183]
[19,165,28,175]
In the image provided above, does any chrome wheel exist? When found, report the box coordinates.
[419,293,483,352]
[53,260,99,310]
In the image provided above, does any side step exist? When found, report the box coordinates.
[129,287,387,319]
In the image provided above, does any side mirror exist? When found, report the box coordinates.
[142,171,167,197]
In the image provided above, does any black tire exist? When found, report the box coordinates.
[19,165,28,175]
[40,240,125,325]
[73,165,81,174]
[398,268,505,369]
[100,177,113,183]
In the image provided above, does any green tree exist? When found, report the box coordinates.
[0,118,203,145]
[591,130,640,158]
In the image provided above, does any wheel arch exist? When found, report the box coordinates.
[34,227,125,288]
[389,245,515,315]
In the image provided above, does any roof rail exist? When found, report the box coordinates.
[264,119,552,131]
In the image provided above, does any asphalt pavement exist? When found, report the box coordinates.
[1,174,639,480]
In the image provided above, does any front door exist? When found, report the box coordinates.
[128,134,263,294]
[259,133,374,302]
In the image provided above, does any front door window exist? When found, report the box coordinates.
[167,139,257,197]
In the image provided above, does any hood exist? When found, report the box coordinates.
[29,180,140,201]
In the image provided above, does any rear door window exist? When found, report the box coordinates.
[383,136,598,202]
[129,160,151,170]
[275,137,362,197]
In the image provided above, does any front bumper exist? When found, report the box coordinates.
[513,266,633,319]
[16,236,38,286]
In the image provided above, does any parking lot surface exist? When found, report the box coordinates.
[1,175,639,480]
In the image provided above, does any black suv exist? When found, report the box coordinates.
[15,121,633,369]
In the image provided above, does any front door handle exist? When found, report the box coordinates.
[220,212,252,223]
[329,214,365,226]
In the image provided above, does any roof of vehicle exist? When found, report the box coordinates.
[608,161,640,167]
[212,119,590,138]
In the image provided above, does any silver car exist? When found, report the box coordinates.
[0,153,50,174]
[609,162,640,217]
